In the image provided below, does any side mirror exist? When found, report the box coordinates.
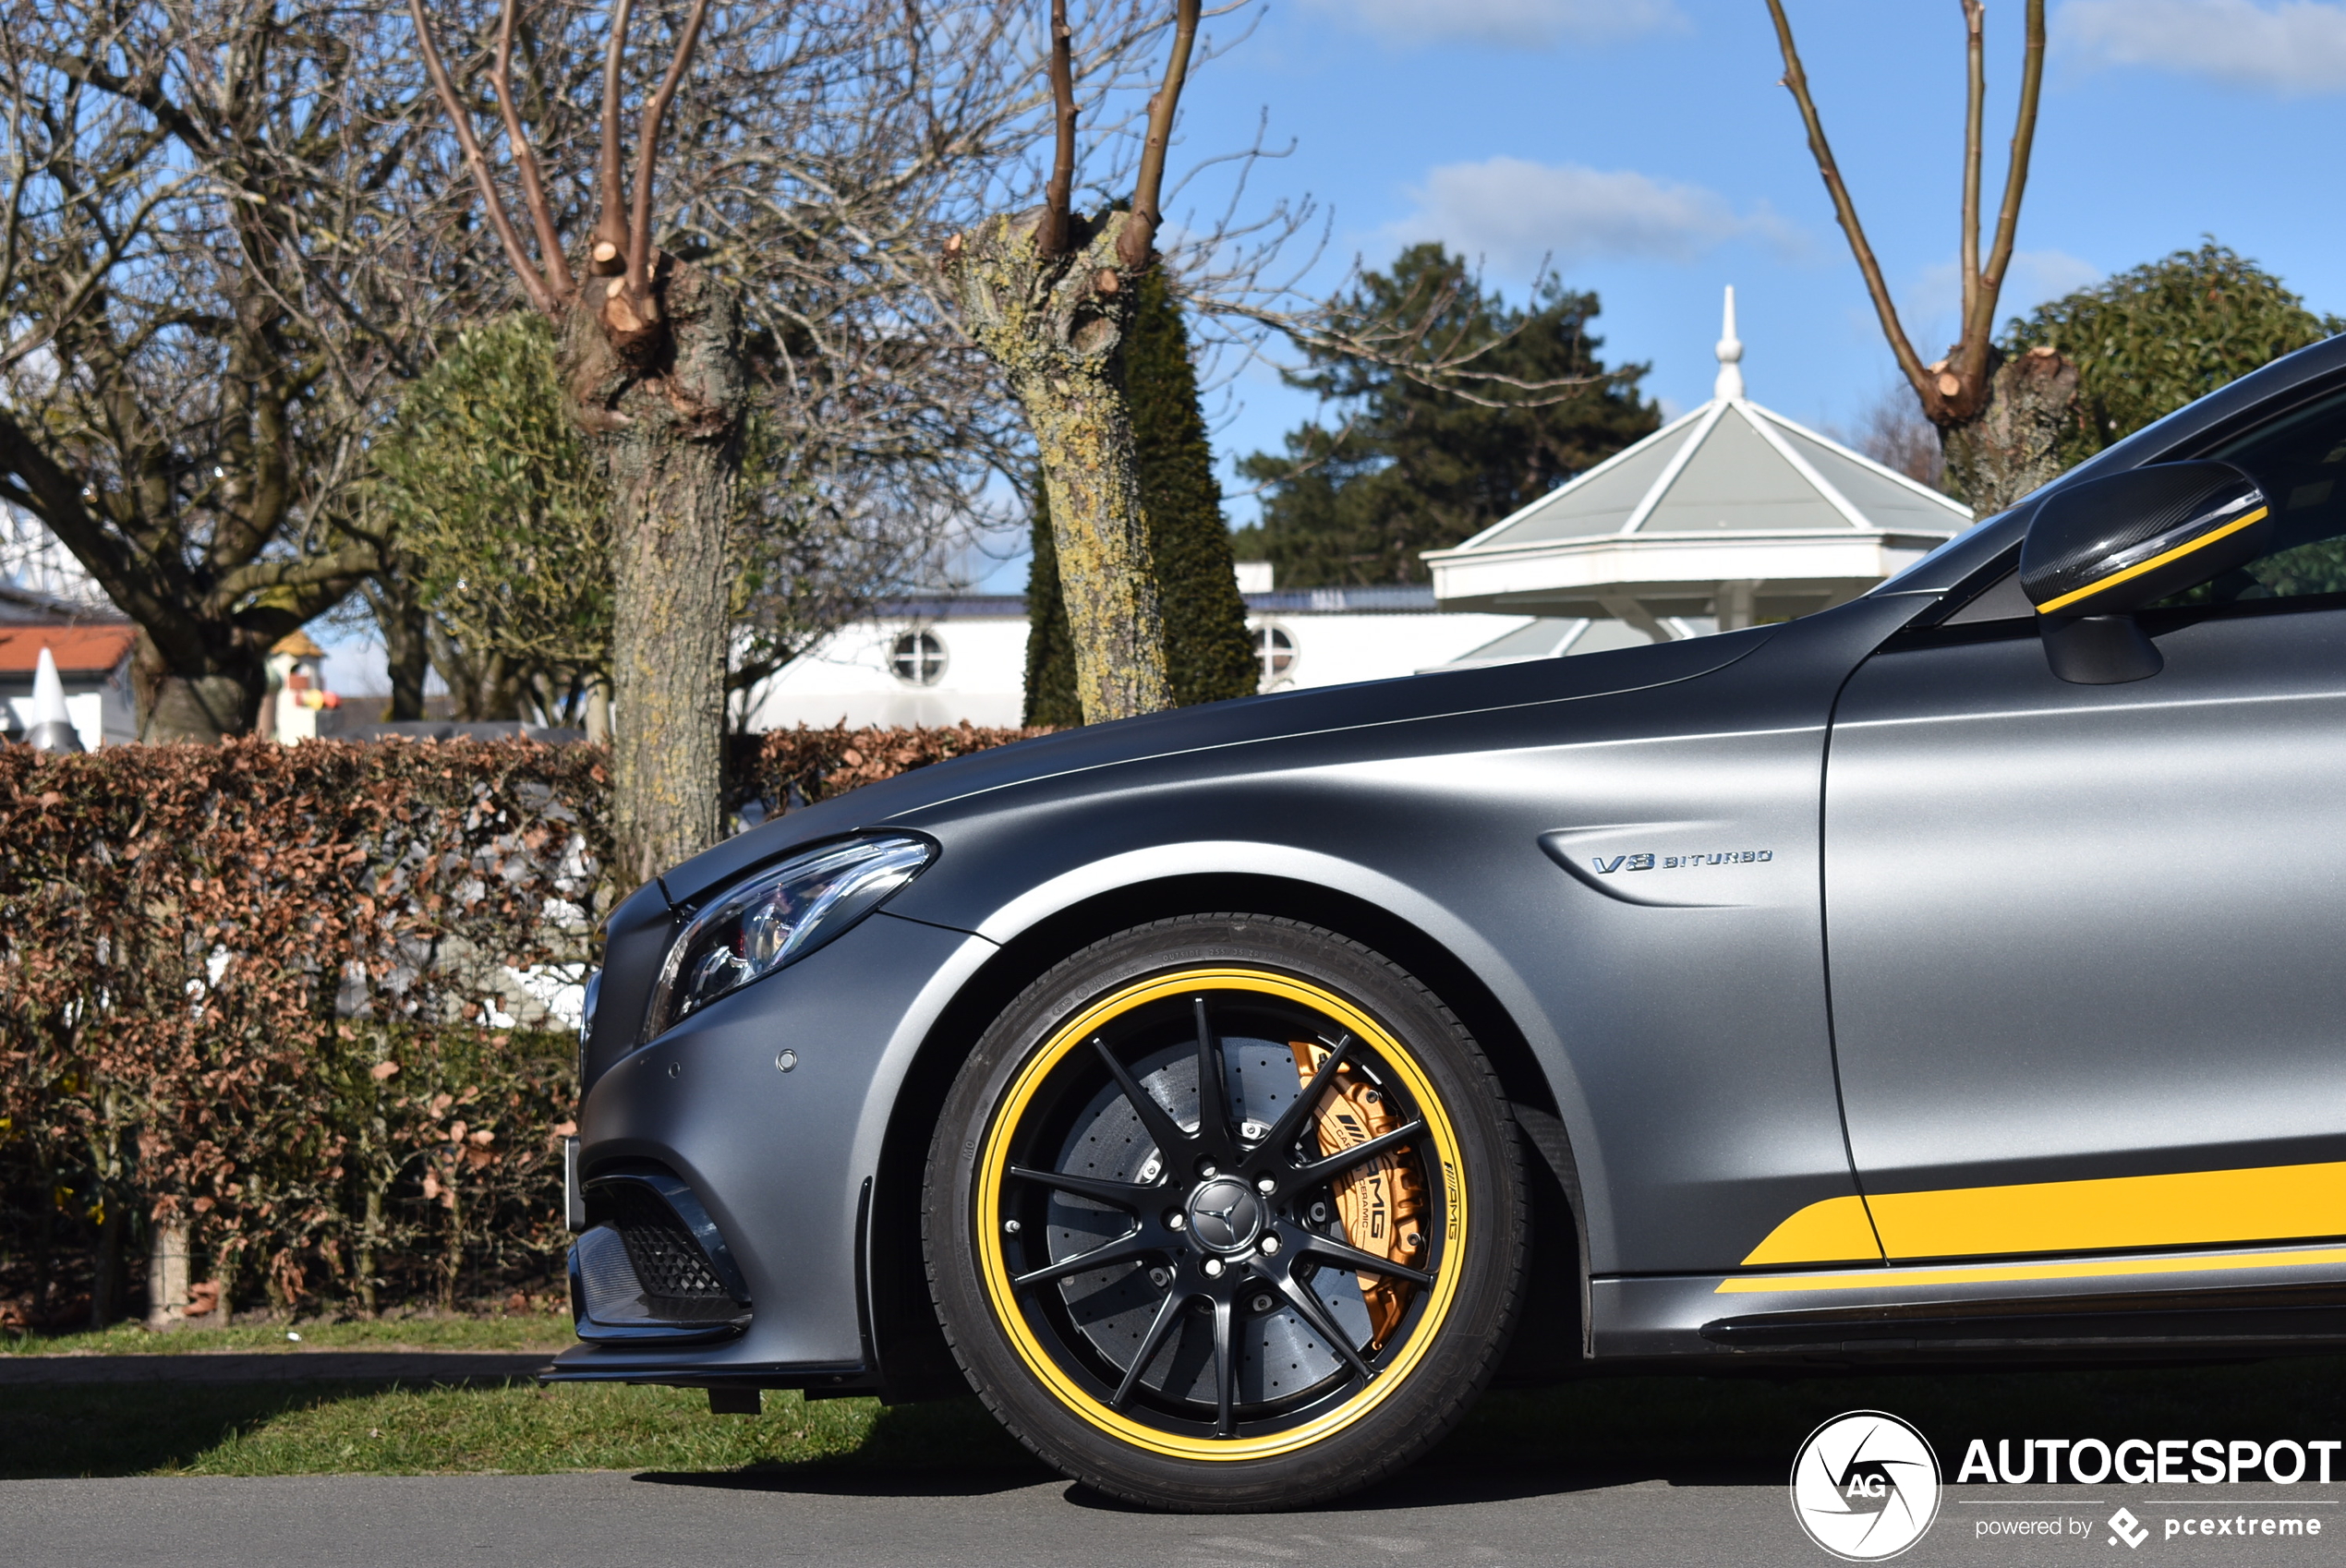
[2019,461,2271,683]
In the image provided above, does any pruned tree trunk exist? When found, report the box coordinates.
[357,1182,385,1318]
[1939,344,2080,516]
[563,258,744,887]
[89,1200,124,1329]
[366,574,434,721]
[133,633,262,743]
[1766,0,2057,521]
[947,209,1171,724]
[145,1212,190,1330]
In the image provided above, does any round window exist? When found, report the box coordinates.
[890,629,948,686]
[1252,622,1295,688]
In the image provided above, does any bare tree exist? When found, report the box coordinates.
[408,0,1155,874]
[1765,0,2076,513]
[937,2,1627,721]
[937,1,1200,723]
[0,0,439,740]
[1844,380,1946,489]
[410,0,751,885]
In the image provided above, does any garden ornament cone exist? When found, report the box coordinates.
[25,645,82,752]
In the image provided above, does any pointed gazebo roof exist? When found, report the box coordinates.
[1423,288,1974,639]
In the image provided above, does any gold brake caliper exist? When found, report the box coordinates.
[1287,1041,1428,1350]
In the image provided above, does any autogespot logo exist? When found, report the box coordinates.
[1792,1411,1942,1562]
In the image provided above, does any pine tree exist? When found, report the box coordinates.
[1024,269,1256,720]
[1129,269,1258,706]
[1232,245,1659,586]
[1022,478,1082,727]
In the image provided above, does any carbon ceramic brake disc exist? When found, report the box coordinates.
[1043,1037,1376,1409]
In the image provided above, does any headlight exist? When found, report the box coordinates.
[643,835,933,1042]
[577,969,602,1083]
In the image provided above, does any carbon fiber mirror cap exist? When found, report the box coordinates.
[2021,460,2270,619]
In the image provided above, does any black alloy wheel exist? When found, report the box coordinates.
[925,914,1528,1512]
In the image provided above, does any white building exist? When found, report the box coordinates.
[738,585,1542,730]
[1423,288,1974,643]
[0,585,138,748]
[744,291,1974,728]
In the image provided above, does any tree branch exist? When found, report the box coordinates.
[1965,0,2045,376]
[0,406,201,665]
[1761,0,1930,404]
[1960,0,1983,338]
[1118,0,1199,269]
[36,50,214,161]
[0,170,195,373]
[496,0,574,296]
[405,0,562,316]
[625,0,716,296]
[214,541,384,608]
[1040,0,1074,259]
[590,0,635,276]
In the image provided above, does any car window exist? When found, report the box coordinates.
[2159,386,2346,608]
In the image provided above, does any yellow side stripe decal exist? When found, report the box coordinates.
[2035,505,2267,616]
[1716,1245,2346,1296]
[1739,1194,1882,1266]
[1861,1158,2346,1260]
[1737,1158,2346,1284]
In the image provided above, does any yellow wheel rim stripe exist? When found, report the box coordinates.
[973,967,1467,1462]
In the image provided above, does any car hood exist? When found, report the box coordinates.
[658,628,1770,906]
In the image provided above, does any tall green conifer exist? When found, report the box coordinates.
[1234,245,1659,586]
[1022,479,1082,727]
[1024,270,1256,723]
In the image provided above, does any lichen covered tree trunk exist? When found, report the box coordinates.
[947,209,1170,724]
[562,258,744,887]
[1940,344,2081,515]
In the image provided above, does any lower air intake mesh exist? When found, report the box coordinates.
[604,1185,731,1302]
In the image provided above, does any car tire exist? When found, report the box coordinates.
[924,913,1528,1511]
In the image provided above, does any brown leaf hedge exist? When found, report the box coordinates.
[0,723,1040,1328]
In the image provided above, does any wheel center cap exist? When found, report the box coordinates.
[1186,1176,1264,1253]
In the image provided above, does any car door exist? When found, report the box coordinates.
[1821,382,2346,1267]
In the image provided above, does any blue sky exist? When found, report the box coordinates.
[1115,0,2346,556]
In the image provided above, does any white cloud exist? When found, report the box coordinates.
[1914,250,2102,322]
[2058,0,2346,94]
[2006,249,2106,308]
[1302,0,1686,50]
[1394,157,1797,273]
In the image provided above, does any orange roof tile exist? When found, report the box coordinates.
[0,624,138,677]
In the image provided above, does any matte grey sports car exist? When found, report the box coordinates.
[553,333,2346,1511]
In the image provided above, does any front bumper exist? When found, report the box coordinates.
[567,1170,752,1344]
[544,910,993,1389]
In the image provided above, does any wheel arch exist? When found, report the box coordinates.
[865,871,1588,1401]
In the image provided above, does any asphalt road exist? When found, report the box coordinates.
[5,1470,2344,1567]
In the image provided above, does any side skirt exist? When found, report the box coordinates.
[1593,1240,2346,1362]
[1705,1281,2346,1353]
[539,1357,878,1397]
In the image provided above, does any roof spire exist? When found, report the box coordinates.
[27,645,82,752]
[1713,284,1745,402]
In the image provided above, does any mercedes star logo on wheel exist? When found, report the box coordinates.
[1186,1177,1263,1251]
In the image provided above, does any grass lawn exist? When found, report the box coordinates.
[0,1380,1036,1480]
[7,1350,2346,1482]
[3,1311,576,1357]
